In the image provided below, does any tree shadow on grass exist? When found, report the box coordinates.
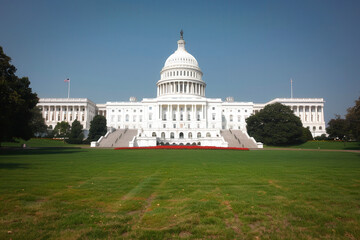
[343,143,360,150]
[0,163,31,169]
[0,147,87,156]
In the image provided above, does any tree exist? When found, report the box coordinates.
[301,127,313,142]
[0,46,38,143]
[88,115,107,141]
[246,103,305,145]
[326,115,348,140]
[29,106,47,137]
[67,119,84,144]
[346,97,360,141]
[53,121,71,138]
[314,134,328,141]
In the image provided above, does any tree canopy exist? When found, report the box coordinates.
[0,46,38,142]
[326,96,360,141]
[326,115,348,140]
[67,119,84,144]
[29,106,47,137]
[346,97,360,141]
[53,121,71,138]
[88,115,107,141]
[246,103,306,145]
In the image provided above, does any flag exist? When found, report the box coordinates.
[64,78,70,82]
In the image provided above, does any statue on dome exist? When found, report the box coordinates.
[180,29,184,40]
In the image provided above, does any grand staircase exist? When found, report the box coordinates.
[220,129,258,148]
[98,129,138,148]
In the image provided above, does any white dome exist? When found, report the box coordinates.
[163,39,199,68]
[157,31,206,98]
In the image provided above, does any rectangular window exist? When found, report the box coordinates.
[212,114,216,120]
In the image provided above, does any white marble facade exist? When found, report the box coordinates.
[38,33,326,145]
[37,98,97,132]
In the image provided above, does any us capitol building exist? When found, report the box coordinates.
[38,32,326,148]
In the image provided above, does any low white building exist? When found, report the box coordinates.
[38,32,326,147]
[37,98,97,137]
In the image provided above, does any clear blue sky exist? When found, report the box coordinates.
[1,0,359,124]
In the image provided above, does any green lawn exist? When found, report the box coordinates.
[1,138,87,148]
[3,138,360,151]
[0,148,359,239]
[265,140,360,150]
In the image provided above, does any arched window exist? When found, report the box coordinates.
[197,132,201,138]
[161,132,165,139]
[206,132,211,137]
[152,132,157,137]
[179,132,184,139]
[170,132,174,139]
[188,132,192,138]
[313,126,316,131]
[319,126,322,130]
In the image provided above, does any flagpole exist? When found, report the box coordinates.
[290,78,293,99]
[68,79,70,98]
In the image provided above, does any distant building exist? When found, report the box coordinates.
[38,32,326,147]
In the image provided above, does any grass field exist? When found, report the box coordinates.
[2,138,360,151]
[0,138,87,148]
[265,140,360,150]
[0,148,359,239]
